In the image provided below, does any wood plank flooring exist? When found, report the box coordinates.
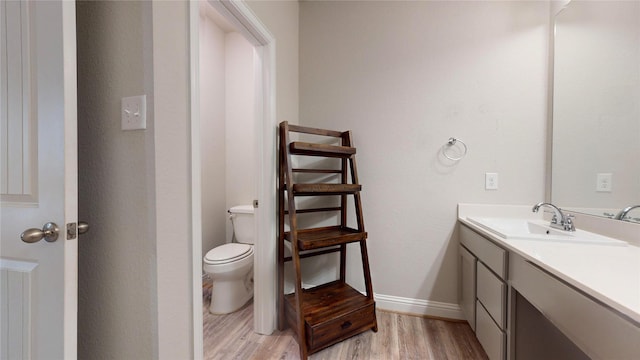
[203,279,488,359]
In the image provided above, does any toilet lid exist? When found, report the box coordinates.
[205,243,253,265]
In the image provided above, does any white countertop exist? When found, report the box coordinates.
[458,204,640,325]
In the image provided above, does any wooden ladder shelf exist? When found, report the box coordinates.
[278,121,378,359]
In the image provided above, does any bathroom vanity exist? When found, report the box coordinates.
[458,204,640,360]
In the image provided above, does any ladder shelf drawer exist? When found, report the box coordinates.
[284,281,376,353]
[306,301,375,351]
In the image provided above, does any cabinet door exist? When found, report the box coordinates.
[460,245,476,330]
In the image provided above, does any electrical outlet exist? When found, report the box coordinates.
[596,173,612,192]
[121,95,147,130]
[485,173,498,190]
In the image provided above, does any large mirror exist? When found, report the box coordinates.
[552,0,640,222]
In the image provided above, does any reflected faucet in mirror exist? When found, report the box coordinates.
[532,202,576,232]
[615,205,640,222]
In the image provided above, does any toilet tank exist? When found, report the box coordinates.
[229,205,255,244]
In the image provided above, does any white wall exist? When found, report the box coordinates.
[300,1,550,310]
[152,2,192,358]
[200,5,256,253]
[224,31,256,239]
[76,2,157,359]
[200,9,227,255]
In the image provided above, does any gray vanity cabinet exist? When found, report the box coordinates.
[459,224,508,360]
[510,253,640,359]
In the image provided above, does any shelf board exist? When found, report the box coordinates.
[290,142,356,158]
[292,168,342,174]
[292,183,361,196]
[285,226,367,250]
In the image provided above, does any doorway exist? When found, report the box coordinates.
[189,1,276,358]
[198,2,256,268]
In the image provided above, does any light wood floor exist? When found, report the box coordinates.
[203,281,488,360]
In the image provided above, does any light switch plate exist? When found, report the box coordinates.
[121,95,146,130]
[596,173,612,192]
[485,172,498,190]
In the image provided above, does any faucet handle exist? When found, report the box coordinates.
[564,214,576,231]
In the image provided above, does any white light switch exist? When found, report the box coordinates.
[485,173,498,190]
[121,95,146,130]
[596,173,613,192]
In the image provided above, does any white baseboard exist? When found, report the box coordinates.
[374,293,464,320]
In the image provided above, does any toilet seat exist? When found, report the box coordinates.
[205,243,253,265]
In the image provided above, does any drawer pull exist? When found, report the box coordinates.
[341,321,352,330]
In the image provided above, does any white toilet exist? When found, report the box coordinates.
[203,205,255,314]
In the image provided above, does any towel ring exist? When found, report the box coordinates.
[442,137,468,161]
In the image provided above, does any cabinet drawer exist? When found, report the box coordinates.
[476,300,506,360]
[477,262,506,330]
[306,302,375,350]
[460,225,507,279]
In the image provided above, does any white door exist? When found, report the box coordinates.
[1,1,78,359]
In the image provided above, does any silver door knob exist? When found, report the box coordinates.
[21,222,60,243]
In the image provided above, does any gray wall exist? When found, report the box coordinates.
[76,0,301,357]
[247,0,299,126]
[74,0,557,354]
[77,1,157,358]
[299,1,550,305]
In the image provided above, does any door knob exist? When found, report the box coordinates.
[21,222,60,243]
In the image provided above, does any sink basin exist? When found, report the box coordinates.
[466,217,627,246]
[525,222,572,236]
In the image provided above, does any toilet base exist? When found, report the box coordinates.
[208,271,254,314]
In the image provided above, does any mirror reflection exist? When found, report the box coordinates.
[552,0,640,223]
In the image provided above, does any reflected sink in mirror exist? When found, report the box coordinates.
[466,217,627,246]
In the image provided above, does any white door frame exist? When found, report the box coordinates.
[189,1,276,357]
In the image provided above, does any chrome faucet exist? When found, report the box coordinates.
[614,205,640,221]
[532,202,575,231]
